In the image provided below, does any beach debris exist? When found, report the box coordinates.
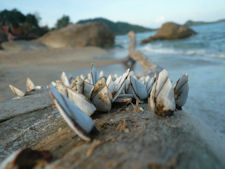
[49,86,96,141]
[174,73,189,110]
[8,64,189,140]
[149,69,176,116]
[0,148,52,169]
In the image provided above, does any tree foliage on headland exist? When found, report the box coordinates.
[55,15,71,30]
[77,17,154,35]
[0,9,49,40]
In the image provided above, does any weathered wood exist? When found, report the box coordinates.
[0,90,53,122]
[0,107,65,162]
[0,101,224,168]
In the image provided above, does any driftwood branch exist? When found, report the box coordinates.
[0,90,53,122]
[122,31,161,75]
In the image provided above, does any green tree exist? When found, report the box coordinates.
[25,14,39,28]
[0,9,25,27]
[55,15,71,29]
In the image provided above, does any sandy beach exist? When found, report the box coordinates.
[0,46,120,101]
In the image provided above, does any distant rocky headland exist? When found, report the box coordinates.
[183,18,225,27]
[77,17,155,35]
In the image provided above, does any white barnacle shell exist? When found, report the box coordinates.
[146,74,157,94]
[55,81,68,97]
[26,77,36,92]
[67,88,96,116]
[111,69,130,102]
[71,76,84,94]
[130,76,148,100]
[99,70,104,78]
[174,73,189,110]
[90,64,98,85]
[49,86,95,141]
[61,72,70,87]
[149,69,175,116]
[26,78,42,92]
[80,74,86,81]
[9,84,25,98]
[51,81,56,86]
[83,81,94,100]
[106,74,113,89]
[90,77,112,112]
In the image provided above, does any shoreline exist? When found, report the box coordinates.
[0,46,120,101]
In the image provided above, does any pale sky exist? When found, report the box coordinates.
[0,0,225,28]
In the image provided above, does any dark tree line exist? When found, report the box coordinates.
[0,9,49,39]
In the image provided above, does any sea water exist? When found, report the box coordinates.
[102,22,225,140]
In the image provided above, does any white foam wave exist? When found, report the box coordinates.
[141,45,225,59]
[141,45,178,54]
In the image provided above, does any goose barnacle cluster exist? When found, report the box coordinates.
[9,64,189,141]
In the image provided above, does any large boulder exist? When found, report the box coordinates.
[37,22,114,48]
[142,22,196,43]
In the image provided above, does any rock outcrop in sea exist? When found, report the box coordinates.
[142,22,196,43]
[37,22,115,48]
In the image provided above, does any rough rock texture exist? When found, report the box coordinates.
[37,22,115,48]
[142,22,196,43]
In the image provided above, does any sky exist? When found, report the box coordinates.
[0,0,225,28]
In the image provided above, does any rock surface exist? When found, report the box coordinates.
[142,22,196,43]
[37,22,115,48]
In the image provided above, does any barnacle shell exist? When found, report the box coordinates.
[149,69,175,116]
[174,73,189,110]
[61,72,70,87]
[9,84,25,98]
[130,76,148,100]
[67,88,96,116]
[50,86,95,141]
[26,78,35,92]
[91,77,112,112]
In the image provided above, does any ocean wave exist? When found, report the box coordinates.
[141,45,178,54]
[141,45,225,59]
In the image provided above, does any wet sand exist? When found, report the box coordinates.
[0,46,120,101]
